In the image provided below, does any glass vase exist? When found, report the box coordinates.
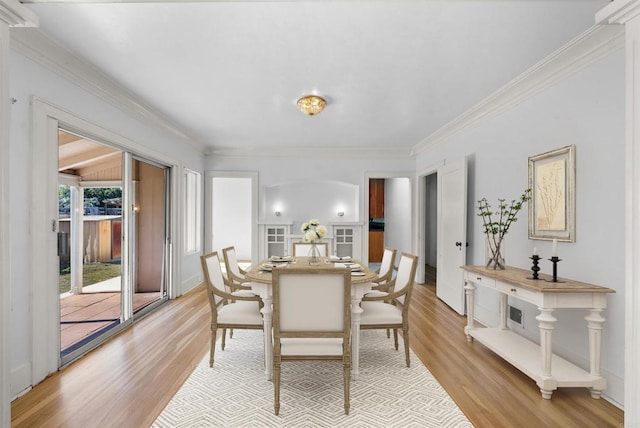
[485,235,506,270]
[308,242,321,265]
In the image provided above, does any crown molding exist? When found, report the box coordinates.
[0,0,38,27]
[412,24,625,156]
[596,0,640,25]
[208,146,414,160]
[10,28,208,153]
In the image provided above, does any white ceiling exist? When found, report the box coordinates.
[21,0,608,154]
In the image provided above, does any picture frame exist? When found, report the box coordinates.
[528,145,575,242]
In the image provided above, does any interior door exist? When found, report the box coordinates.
[436,157,468,315]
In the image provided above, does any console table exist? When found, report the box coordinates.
[461,265,615,399]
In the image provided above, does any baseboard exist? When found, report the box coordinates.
[180,273,203,296]
[10,363,31,401]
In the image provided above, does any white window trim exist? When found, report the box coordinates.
[184,168,202,255]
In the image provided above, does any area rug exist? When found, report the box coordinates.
[152,330,473,427]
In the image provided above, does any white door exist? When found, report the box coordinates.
[436,157,468,315]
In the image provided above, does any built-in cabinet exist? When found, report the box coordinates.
[331,222,362,259]
[258,222,292,259]
[258,222,363,261]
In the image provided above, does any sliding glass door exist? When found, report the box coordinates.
[58,130,169,365]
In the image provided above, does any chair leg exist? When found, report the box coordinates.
[209,329,216,367]
[393,329,399,350]
[344,360,351,415]
[274,361,281,416]
[230,328,234,339]
[386,328,390,338]
[221,328,227,350]
[403,326,410,368]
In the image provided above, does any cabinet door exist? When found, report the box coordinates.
[334,227,354,257]
[266,227,286,257]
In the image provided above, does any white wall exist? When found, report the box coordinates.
[9,50,204,397]
[262,179,359,228]
[206,158,415,221]
[416,49,625,406]
[384,178,412,255]
[205,157,416,260]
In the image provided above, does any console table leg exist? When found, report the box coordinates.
[536,308,557,399]
[585,308,606,399]
[464,280,476,342]
[499,293,508,330]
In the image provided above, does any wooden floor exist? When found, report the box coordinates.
[12,281,623,428]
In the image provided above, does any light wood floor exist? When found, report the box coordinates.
[12,281,623,428]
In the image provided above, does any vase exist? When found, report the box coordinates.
[485,235,506,270]
[308,242,321,265]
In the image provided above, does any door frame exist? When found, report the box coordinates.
[31,98,182,384]
[416,161,444,283]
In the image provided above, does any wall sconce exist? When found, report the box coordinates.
[275,211,281,216]
[337,211,344,217]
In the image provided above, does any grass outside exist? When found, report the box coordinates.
[59,262,122,294]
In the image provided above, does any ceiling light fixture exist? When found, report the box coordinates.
[297,95,326,116]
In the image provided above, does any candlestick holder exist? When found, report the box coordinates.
[527,255,541,280]
[546,256,565,283]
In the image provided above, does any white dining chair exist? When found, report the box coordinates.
[200,251,264,367]
[221,246,258,296]
[360,252,418,367]
[292,241,328,257]
[367,246,397,294]
[271,266,351,415]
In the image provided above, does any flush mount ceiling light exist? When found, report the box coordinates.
[297,95,326,116]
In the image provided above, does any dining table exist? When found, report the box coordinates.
[245,256,377,381]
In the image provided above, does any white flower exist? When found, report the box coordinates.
[301,218,326,242]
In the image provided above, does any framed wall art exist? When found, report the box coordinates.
[528,145,575,242]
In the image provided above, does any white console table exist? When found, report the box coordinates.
[461,265,614,400]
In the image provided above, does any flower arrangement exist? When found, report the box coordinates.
[477,189,531,269]
[301,219,327,242]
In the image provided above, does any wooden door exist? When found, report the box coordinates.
[368,179,385,262]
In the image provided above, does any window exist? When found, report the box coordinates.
[184,168,202,253]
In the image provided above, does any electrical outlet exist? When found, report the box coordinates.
[509,305,523,327]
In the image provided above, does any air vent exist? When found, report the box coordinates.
[509,305,523,327]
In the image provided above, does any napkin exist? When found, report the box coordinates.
[329,255,351,262]
[335,263,361,271]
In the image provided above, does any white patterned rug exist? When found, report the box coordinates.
[153,330,473,427]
